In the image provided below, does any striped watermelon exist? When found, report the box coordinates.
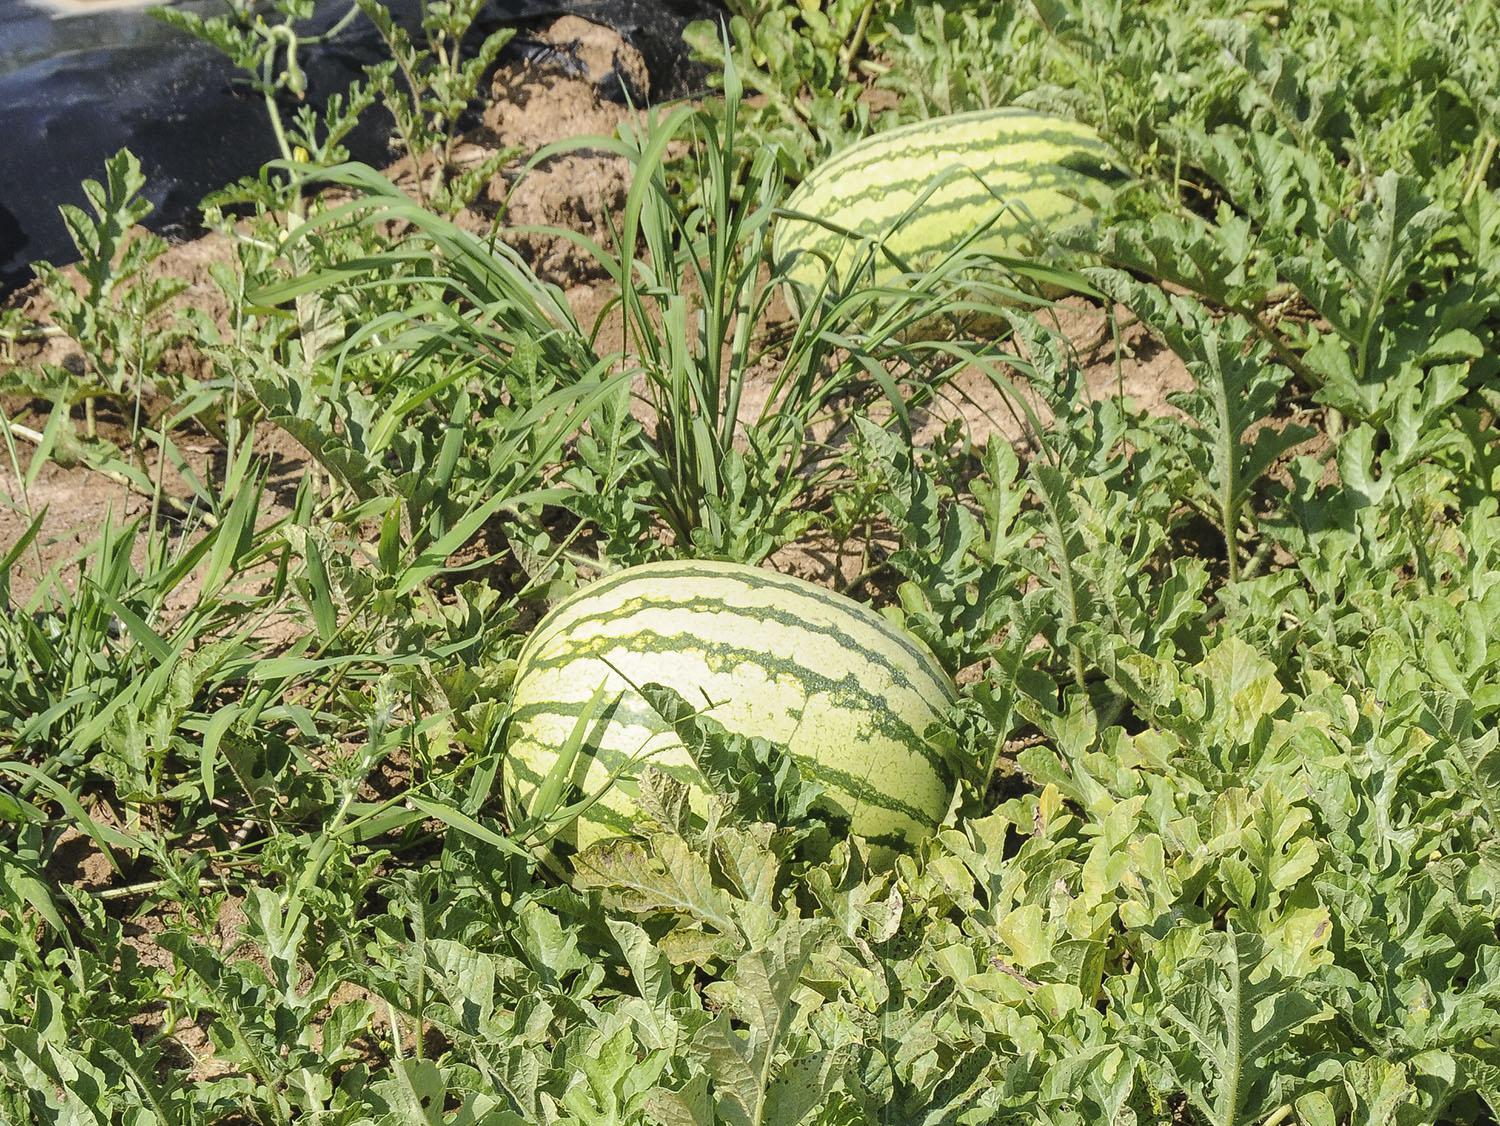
[504,560,957,865]
[774,108,1122,297]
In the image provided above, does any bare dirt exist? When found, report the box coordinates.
[0,17,1203,1083]
[1,14,1193,601]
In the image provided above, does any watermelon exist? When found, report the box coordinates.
[504,560,958,864]
[774,108,1123,298]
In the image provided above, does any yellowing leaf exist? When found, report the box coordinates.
[1197,636,1287,745]
[998,904,1053,968]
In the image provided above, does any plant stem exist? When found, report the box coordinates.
[1461,132,1497,207]
[838,0,876,81]
[5,419,44,445]
[316,0,362,43]
[0,324,63,342]
[5,419,219,528]
[1223,500,1240,584]
[1236,303,1322,390]
[95,876,227,902]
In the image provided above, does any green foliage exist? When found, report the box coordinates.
[1087,274,1315,581]
[155,0,377,196]
[18,151,186,430]
[357,0,518,212]
[276,76,1010,565]
[4,0,1500,1120]
[569,81,982,562]
[684,2,876,179]
[639,683,832,852]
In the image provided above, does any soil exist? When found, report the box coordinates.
[1,15,1194,599]
[5,13,1192,872]
[0,16,1207,1082]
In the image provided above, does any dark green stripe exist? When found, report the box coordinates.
[526,563,953,701]
[863,831,917,853]
[807,113,1105,175]
[509,696,668,732]
[511,692,948,820]
[785,169,1099,247]
[802,759,941,828]
[582,803,636,832]
[505,751,694,830]
[527,590,949,715]
[567,725,939,829]
[511,750,929,849]
[519,627,954,786]
[797,127,1113,200]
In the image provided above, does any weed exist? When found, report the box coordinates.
[2,0,1498,1121]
